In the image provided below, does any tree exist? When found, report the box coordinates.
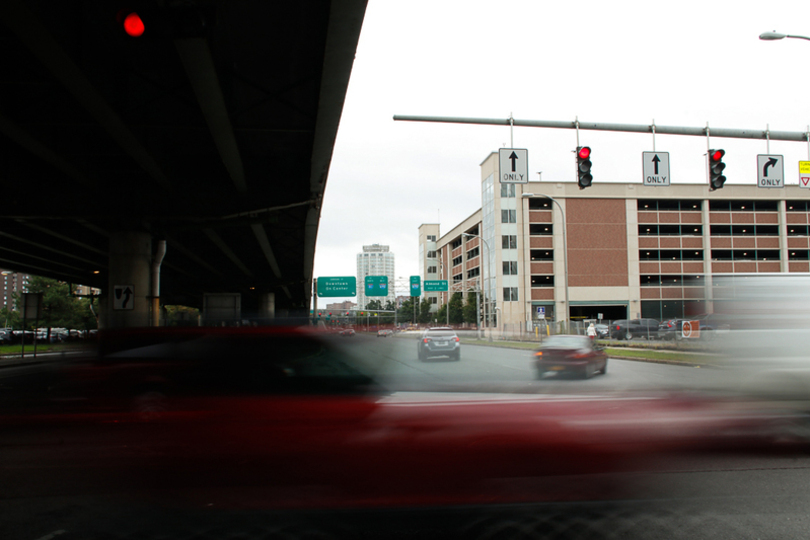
[365,299,382,311]
[0,305,21,329]
[463,290,479,325]
[448,292,464,324]
[25,276,97,330]
[164,305,200,326]
[417,298,432,324]
[397,297,416,324]
[378,300,395,324]
[436,303,447,323]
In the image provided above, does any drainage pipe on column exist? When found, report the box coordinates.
[151,240,167,327]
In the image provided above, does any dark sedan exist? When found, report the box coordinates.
[534,335,608,379]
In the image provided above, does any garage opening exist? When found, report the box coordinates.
[569,304,627,322]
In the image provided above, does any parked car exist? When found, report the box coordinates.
[658,319,688,340]
[418,327,460,361]
[610,318,660,340]
[534,335,608,379]
[594,324,610,338]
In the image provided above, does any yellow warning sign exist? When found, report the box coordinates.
[801,161,810,189]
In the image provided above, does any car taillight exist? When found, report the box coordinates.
[453,337,459,342]
[423,338,430,343]
[615,325,620,330]
[535,351,543,357]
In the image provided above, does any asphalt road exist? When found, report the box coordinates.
[337,332,726,395]
[3,337,810,540]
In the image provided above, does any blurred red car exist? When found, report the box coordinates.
[2,326,804,517]
[534,334,608,379]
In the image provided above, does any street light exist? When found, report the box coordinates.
[522,193,569,333]
[461,232,491,340]
[759,31,810,42]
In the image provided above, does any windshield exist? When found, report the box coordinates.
[424,330,456,338]
[541,336,591,348]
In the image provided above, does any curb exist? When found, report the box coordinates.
[607,355,719,368]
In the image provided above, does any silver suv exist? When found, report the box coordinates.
[418,327,460,361]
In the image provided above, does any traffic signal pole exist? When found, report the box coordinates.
[394,115,810,143]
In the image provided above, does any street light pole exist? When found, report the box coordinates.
[760,31,810,42]
[522,193,569,333]
[462,232,492,341]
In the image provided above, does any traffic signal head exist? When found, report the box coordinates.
[708,149,726,190]
[122,12,145,37]
[117,7,211,38]
[576,146,592,189]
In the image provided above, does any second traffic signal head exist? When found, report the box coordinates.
[576,146,592,189]
[708,149,726,190]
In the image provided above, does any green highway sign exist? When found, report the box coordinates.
[410,275,421,297]
[317,276,356,297]
[424,279,448,292]
[364,275,389,297]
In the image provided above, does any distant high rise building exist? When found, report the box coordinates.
[418,224,440,312]
[325,300,357,312]
[356,244,395,309]
[0,269,30,310]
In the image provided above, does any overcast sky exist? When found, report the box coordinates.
[313,0,810,304]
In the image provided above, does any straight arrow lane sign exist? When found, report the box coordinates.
[499,148,528,183]
[642,152,670,186]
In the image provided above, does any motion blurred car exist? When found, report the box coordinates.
[377,329,393,337]
[340,328,356,336]
[6,325,810,540]
[535,335,608,379]
[418,327,460,361]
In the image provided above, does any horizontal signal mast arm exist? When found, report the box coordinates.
[393,115,810,143]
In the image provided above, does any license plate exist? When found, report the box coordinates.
[549,366,564,371]
[436,341,447,346]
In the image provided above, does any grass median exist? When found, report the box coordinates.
[0,342,91,357]
[458,338,717,365]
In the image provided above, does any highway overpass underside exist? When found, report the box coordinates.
[0,0,367,324]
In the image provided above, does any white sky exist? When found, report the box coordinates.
[313,0,810,304]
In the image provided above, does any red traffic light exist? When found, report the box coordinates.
[577,146,591,159]
[123,12,145,37]
[710,149,725,162]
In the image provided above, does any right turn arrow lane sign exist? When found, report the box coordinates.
[757,155,784,188]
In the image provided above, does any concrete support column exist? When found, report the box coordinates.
[779,200,789,273]
[259,292,276,320]
[102,232,152,328]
